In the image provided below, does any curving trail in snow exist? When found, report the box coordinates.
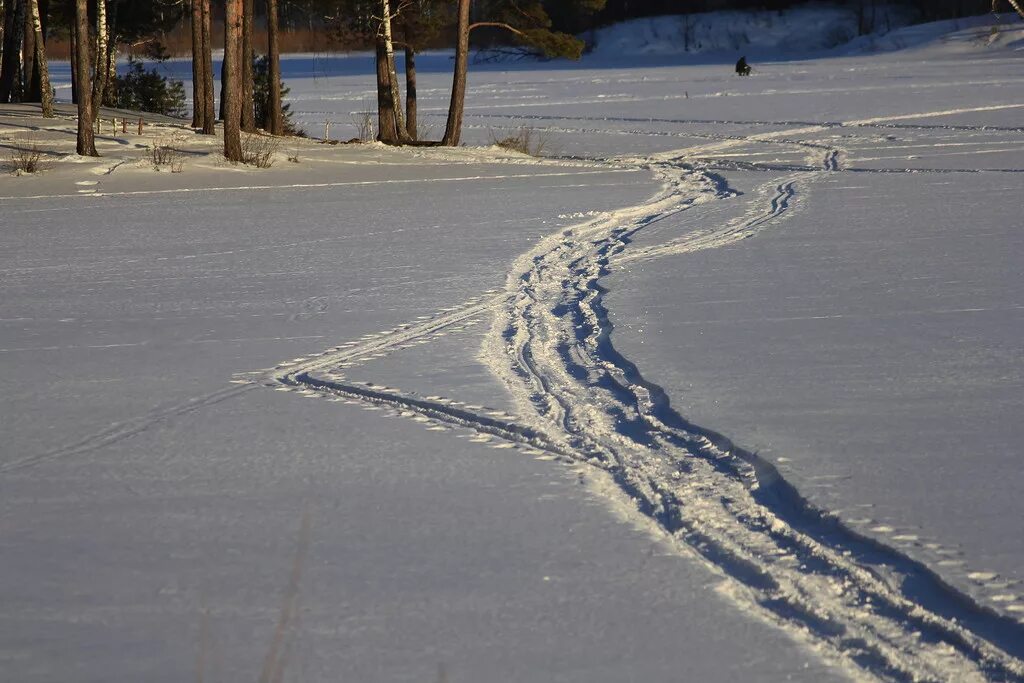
[259,124,1024,678]
[480,146,1024,681]
[23,106,1009,680]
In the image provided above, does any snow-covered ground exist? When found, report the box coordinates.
[2,14,1024,683]
[586,3,920,58]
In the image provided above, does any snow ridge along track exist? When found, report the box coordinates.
[482,152,1024,680]
[265,140,1024,680]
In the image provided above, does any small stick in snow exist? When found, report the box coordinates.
[122,118,127,134]
[138,117,144,136]
[324,120,331,141]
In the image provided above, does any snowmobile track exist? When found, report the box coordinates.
[257,121,1024,681]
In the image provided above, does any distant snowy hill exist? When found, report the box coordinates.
[842,11,1024,54]
[587,2,1022,58]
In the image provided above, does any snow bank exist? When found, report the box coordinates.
[842,11,1024,53]
[588,3,922,58]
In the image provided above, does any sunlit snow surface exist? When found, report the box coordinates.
[1,17,1023,682]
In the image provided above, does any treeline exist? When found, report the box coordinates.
[583,0,1003,27]
[0,0,608,159]
[247,0,1009,32]
[2,0,1020,163]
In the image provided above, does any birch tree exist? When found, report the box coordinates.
[28,0,50,116]
[380,0,408,141]
[91,0,109,119]
[993,0,1024,18]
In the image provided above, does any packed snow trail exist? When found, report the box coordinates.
[482,149,1024,681]
[232,115,1022,680]
[263,144,1024,680]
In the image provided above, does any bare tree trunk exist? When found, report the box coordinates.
[441,0,470,146]
[201,0,215,134]
[0,0,25,103]
[403,20,417,141]
[28,0,50,116]
[219,23,227,121]
[21,1,35,100]
[190,0,204,128]
[241,0,255,132]
[375,38,398,143]
[102,2,117,106]
[381,0,408,141]
[69,14,77,103]
[74,0,96,156]
[223,0,243,161]
[91,0,108,117]
[266,0,283,135]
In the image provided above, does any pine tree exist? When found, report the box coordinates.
[74,0,97,156]
[223,0,244,161]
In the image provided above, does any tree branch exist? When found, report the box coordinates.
[469,21,529,39]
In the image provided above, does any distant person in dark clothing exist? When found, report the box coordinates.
[736,56,751,76]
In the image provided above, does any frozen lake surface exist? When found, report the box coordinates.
[1,15,1023,682]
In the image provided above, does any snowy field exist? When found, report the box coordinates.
[2,15,1024,683]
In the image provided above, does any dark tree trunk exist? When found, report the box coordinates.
[219,29,227,121]
[0,0,26,103]
[265,0,283,134]
[74,0,97,155]
[241,0,255,132]
[404,44,417,141]
[69,16,77,104]
[375,37,399,143]
[190,0,205,128]
[22,3,36,101]
[442,0,470,146]
[201,0,215,134]
[223,0,243,161]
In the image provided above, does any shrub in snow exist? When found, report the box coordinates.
[240,133,279,168]
[8,140,43,174]
[490,127,547,156]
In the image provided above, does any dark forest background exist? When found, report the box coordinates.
[26,0,1004,59]
[218,0,1003,34]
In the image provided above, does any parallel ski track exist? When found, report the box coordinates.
[19,105,1012,680]
[10,103,1022,682]
[270,146,1024,679]
[465,111,1024,134]
[271,132,1023,680]
[479,144,1024,680]
[620,173,801,265]
[0,384,257,474]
